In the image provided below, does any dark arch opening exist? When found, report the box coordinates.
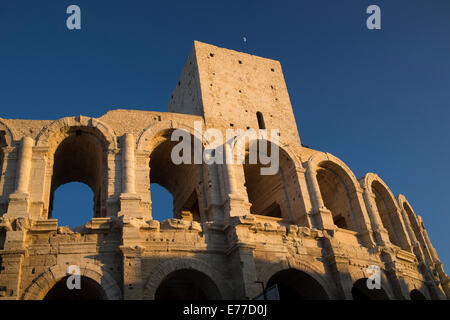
[267,268,329,300]
[403,203,422,243]
[256,112,266,129]
[410,289,427,300]
[49,129,106,220]
[316,162,356,231]
[149,130,204,222]
[243,140,306,222]
[155,269,221,300]
[372,181,407,249]
[351,278,389,300]
[44,276,107,300]
[403,202,430,260]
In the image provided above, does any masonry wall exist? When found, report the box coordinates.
[0,41,448,300]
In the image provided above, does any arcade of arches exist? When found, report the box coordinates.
[0,39,447,301]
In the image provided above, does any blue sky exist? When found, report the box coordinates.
[0,1,448,271]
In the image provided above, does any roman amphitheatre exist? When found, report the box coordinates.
[0,41,448,300]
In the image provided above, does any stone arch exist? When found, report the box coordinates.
[230,132,302,169]
[36,116,117,150]
[351,277,391,300]
[361,173,411,250]
[37,116,117,220]
[397,195,421,236]
[137,119,207,152]
[137,121,208,222]
[227,133,310,224]
[259,259,338,299]
[0,119,15,147]
[21,262,122,300]
[409,288,428,300]
[306,153,371,233]
[143,258,233,300]
[397,194,432,263]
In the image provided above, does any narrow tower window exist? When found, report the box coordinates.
[256,112,266,129]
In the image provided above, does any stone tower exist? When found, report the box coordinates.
[0,41,448,300]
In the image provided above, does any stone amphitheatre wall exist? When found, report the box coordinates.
[0,41,447,300]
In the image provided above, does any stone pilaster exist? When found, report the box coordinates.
[362,191,391,247]
[305,164,335,231]
[6,137,34,219]
[0,249,26,300]
[120,245,145,300]
[225,217,260,299]
[118,134,142,219]
[322,237,353,300]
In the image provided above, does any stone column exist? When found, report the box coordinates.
[419,219,439,263]
[6,137,34,218]
[361,191,391,246]
[349,189,376,247]
[223,143,237,195]
[118,134,142,218]
[305,164,334,231]
[322,237,354,299]
[225,219,260,299]
[220,143,251,218]
[122,134,136,194]
[120,245,145,300]
[0,250,26,300]
[15,137,34,195]
[285,166,313,227]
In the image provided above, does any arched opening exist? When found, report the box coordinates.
[48,129,106,221]
[51,182,94,228]
[351,278,389,300]
[243,140,302,221]
[155,269,221,300]
[149,130,204,222]
[150,183,174,222]
[256,112,266,130]
[316,162,357,231]
[372,181,405,249]
[44,276,107,300]
[267,268,329,300]
[410,289,427,300]
[403,202,429,259]
[403,203,422,242]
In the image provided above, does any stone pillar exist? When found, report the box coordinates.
[285,166,313,228]
[118,134,142,218]
[305,164,334,231]
[361,191,391,247]
[419,219,439,263]
[225,218,260,299]
[120,245,145,300]
[122,134,136,194]
[379,252,411,299]
[399,207,425,261]
[6,137,34,218]
[0,250,26,300]
[15,137,34,194]
[349,189,375,247]
[220,142,251,218]
[322,237,354,300]
[203,163,224,222]
[223,143,237,195]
